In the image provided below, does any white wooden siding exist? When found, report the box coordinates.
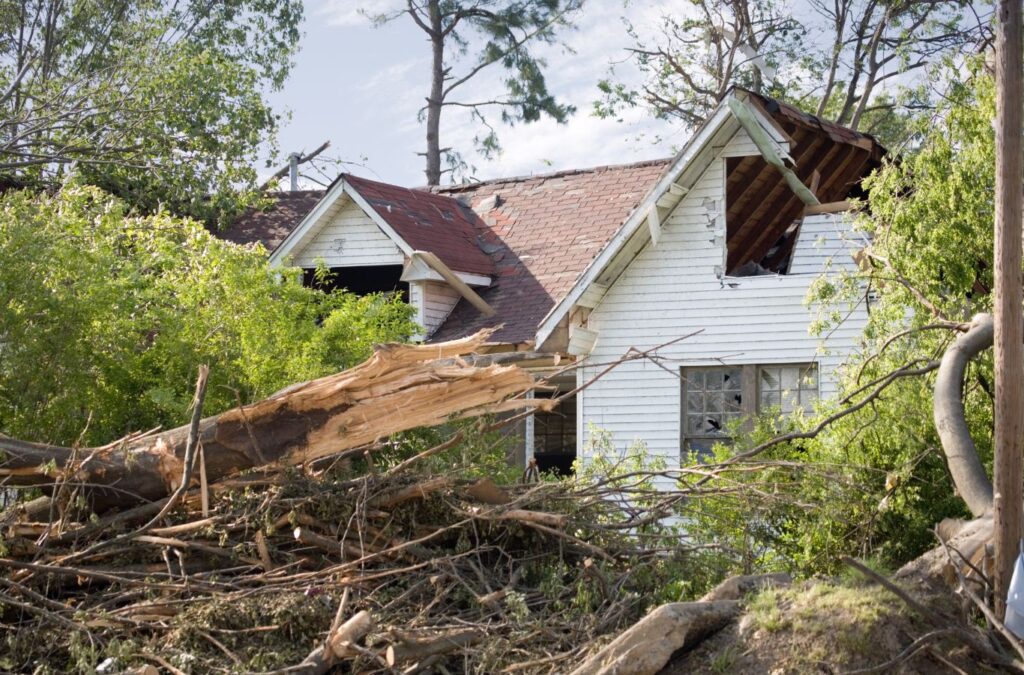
[579,156,869,477]
[421,281,461,337]
[788,214,868,275]
[719,127,762,157]
[292,200,404,268]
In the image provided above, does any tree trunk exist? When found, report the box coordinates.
[424,0,444,186]
[0,331,535,513]
[934,313,995,517]
[993,0,1024,619]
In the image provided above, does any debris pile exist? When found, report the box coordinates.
[0,333,691,673]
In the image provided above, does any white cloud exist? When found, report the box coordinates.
[317,0,403,27]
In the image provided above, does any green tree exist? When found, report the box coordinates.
[0,0,304,225]
[0,186,416,447]
[373,0,583,185]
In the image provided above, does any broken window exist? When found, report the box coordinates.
[681,363,819,457]
[682,367,744,456]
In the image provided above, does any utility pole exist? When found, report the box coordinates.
[993,0,1024,620]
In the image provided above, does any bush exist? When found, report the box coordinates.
[0,187,416,446]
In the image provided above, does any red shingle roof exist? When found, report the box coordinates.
[219,191,323,251]
[429,159,672,344]
[342,174,494,277]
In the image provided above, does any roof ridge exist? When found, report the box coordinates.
[429,157,673,194]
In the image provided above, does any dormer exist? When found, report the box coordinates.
[267,174,494,340]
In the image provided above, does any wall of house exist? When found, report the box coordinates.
[578,137,869,477]
[410,281,461,338]
[291,199,404,268]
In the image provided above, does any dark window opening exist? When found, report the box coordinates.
[302,265,409,301]
[533,393,577,476]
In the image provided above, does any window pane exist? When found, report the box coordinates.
[706,370,724,390]
[687,392,703,413]
[800,364,818,390]
[723,368,742,391]
[687,371,705,389]
[780,366,799,391]
[760,367,780,391]
[761,390,781,409]
[726,391,743,413]
[781,390,799,413]
[707,390,724,413]
[687,414,706,434]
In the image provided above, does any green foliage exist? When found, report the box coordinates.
[683,62,997,576]
[0,187,416,446]
[0,0,303,225]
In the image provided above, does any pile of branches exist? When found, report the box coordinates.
[0,332,699,674]
[0,448,694,673]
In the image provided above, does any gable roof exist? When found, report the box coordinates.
[429,159,672,344]
[343,174,493,277]
[221,89,883,350]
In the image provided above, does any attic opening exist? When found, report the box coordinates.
[724,126,879,276]
[302,265,409,301]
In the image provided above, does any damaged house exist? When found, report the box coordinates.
[222,88,884,477]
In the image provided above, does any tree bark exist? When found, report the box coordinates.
[993,0,1024,619]
[0,331,535,513]
[424,0,444,186]
[934,313,996,517]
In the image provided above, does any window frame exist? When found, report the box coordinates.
[680,362,819,457]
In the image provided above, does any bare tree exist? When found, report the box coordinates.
[599,0,990,141]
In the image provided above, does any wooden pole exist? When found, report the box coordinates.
[993,0,1024,620]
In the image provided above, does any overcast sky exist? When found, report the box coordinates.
[263,0,682,188]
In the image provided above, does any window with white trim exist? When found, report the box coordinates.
[681,363,819,456]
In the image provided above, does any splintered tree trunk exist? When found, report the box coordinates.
[0,331,535,513]
[993,0,1024,619]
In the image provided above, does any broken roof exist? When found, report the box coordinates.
[223,89,885,350]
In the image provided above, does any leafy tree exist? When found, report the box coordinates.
[373,0,583,185]
[0,0,304,225]
[683,62,998,575]
[597,0,989,143]
[0,187,416,447]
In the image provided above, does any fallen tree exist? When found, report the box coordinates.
[0,330,536,512]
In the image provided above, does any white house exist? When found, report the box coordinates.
[222,88,884,475]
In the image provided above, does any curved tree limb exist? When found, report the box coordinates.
[934,312,994,517]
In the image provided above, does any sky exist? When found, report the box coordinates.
[263,0,682,188]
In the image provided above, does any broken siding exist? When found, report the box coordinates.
[579,156,868,475]
[291,200,404,268]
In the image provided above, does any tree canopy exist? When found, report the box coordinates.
[0,0,304,225]
[596,0,989,145]
[0,187,416,447]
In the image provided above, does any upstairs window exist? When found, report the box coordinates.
[681,363,819,457]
